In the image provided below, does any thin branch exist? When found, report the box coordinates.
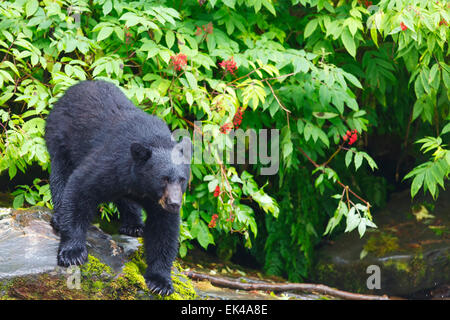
[184,271,392,300]
[296,145,371,208]
[321,144,344,167]
[264,79,291,114]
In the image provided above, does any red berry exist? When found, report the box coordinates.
[213,185,220,197]
[220,123,233,134]
[219,57,238,75]
[170,53,187,71]
[208,214,219,228]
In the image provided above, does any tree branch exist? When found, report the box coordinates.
[296,146,371,208]
[184,271,393,300]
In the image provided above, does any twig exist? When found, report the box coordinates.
[296,145,371,208]
[263,80,291,114]
[321,144,344,167]
[184,271,392,300]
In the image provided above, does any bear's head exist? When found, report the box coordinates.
[130,136,192,213]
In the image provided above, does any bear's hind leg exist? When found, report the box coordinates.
[116,198,144,237]
[49,149,73,232]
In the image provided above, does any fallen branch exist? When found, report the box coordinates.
[184,270,392,300]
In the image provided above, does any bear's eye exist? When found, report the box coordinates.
[179,177,186,184]
[162,176,170,184]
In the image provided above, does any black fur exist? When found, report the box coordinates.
[45,80,191,296]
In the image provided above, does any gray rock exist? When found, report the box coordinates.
[0,207,140,279]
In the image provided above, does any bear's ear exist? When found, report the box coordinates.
[130,143,152,162]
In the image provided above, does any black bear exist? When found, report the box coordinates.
[45,80,192,295]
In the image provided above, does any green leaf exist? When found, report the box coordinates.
[345,150,353,168]
[186,91,193,106]
[103,0,113,16]
[222,0,236,9]
[304,122,313,142]
[262,0,276,15]
[9,163,17,180]
[425,170,437,198]
[97,27,113,42]
[363,153,378,171]
[358,220,367,238]
[341,28,356,58]
[297,119,304,134]
[441,122,450,136]
[292,57,310,74]
[354,152,363,171]
[313,112,338,119]
[345,208,360,233]
[192,220,214,249]
[370,27,378,47]
[318,130,329,147]
[304,19,318,38]
[165,30,175,49]
[342,71,362,89]
[319,85,331,106]
[26,0,39,17]
[185,72,198,90]
[13,194,24,209]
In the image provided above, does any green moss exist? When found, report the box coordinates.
[3,274,91,300]
[160,261,198,300]
[383,259,411,272]
[382,253,429,290]
[109,241,197,300]
[80,255,113,278]
[313,262,366,293]
[364,232,400,257]
[1,245,197,300]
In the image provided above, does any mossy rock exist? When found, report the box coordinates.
[312,189,450,296]
[0,206,197,300]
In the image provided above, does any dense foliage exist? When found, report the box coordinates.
[0,0,448,281]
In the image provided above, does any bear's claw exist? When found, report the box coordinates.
[145,274,174,296]
[148,284,174,297]
[57,243,88,267]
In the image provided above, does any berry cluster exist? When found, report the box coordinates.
[195,22,213,36]
[400,22,408,31]
[218,57,238,75]
[219,123,233,134]
[219,108,245,134]
[343,129,358,145]
[170,53,187,71]
[359,0,372,7]
[232,107,244,129]
[213,185,220,197]
[226,213,235,222]
[208,214,218,228]
[124,26,132,44]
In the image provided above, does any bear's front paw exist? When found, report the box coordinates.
[119,225,144,237]
[145,273,174,296]
[57,242,88,267]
